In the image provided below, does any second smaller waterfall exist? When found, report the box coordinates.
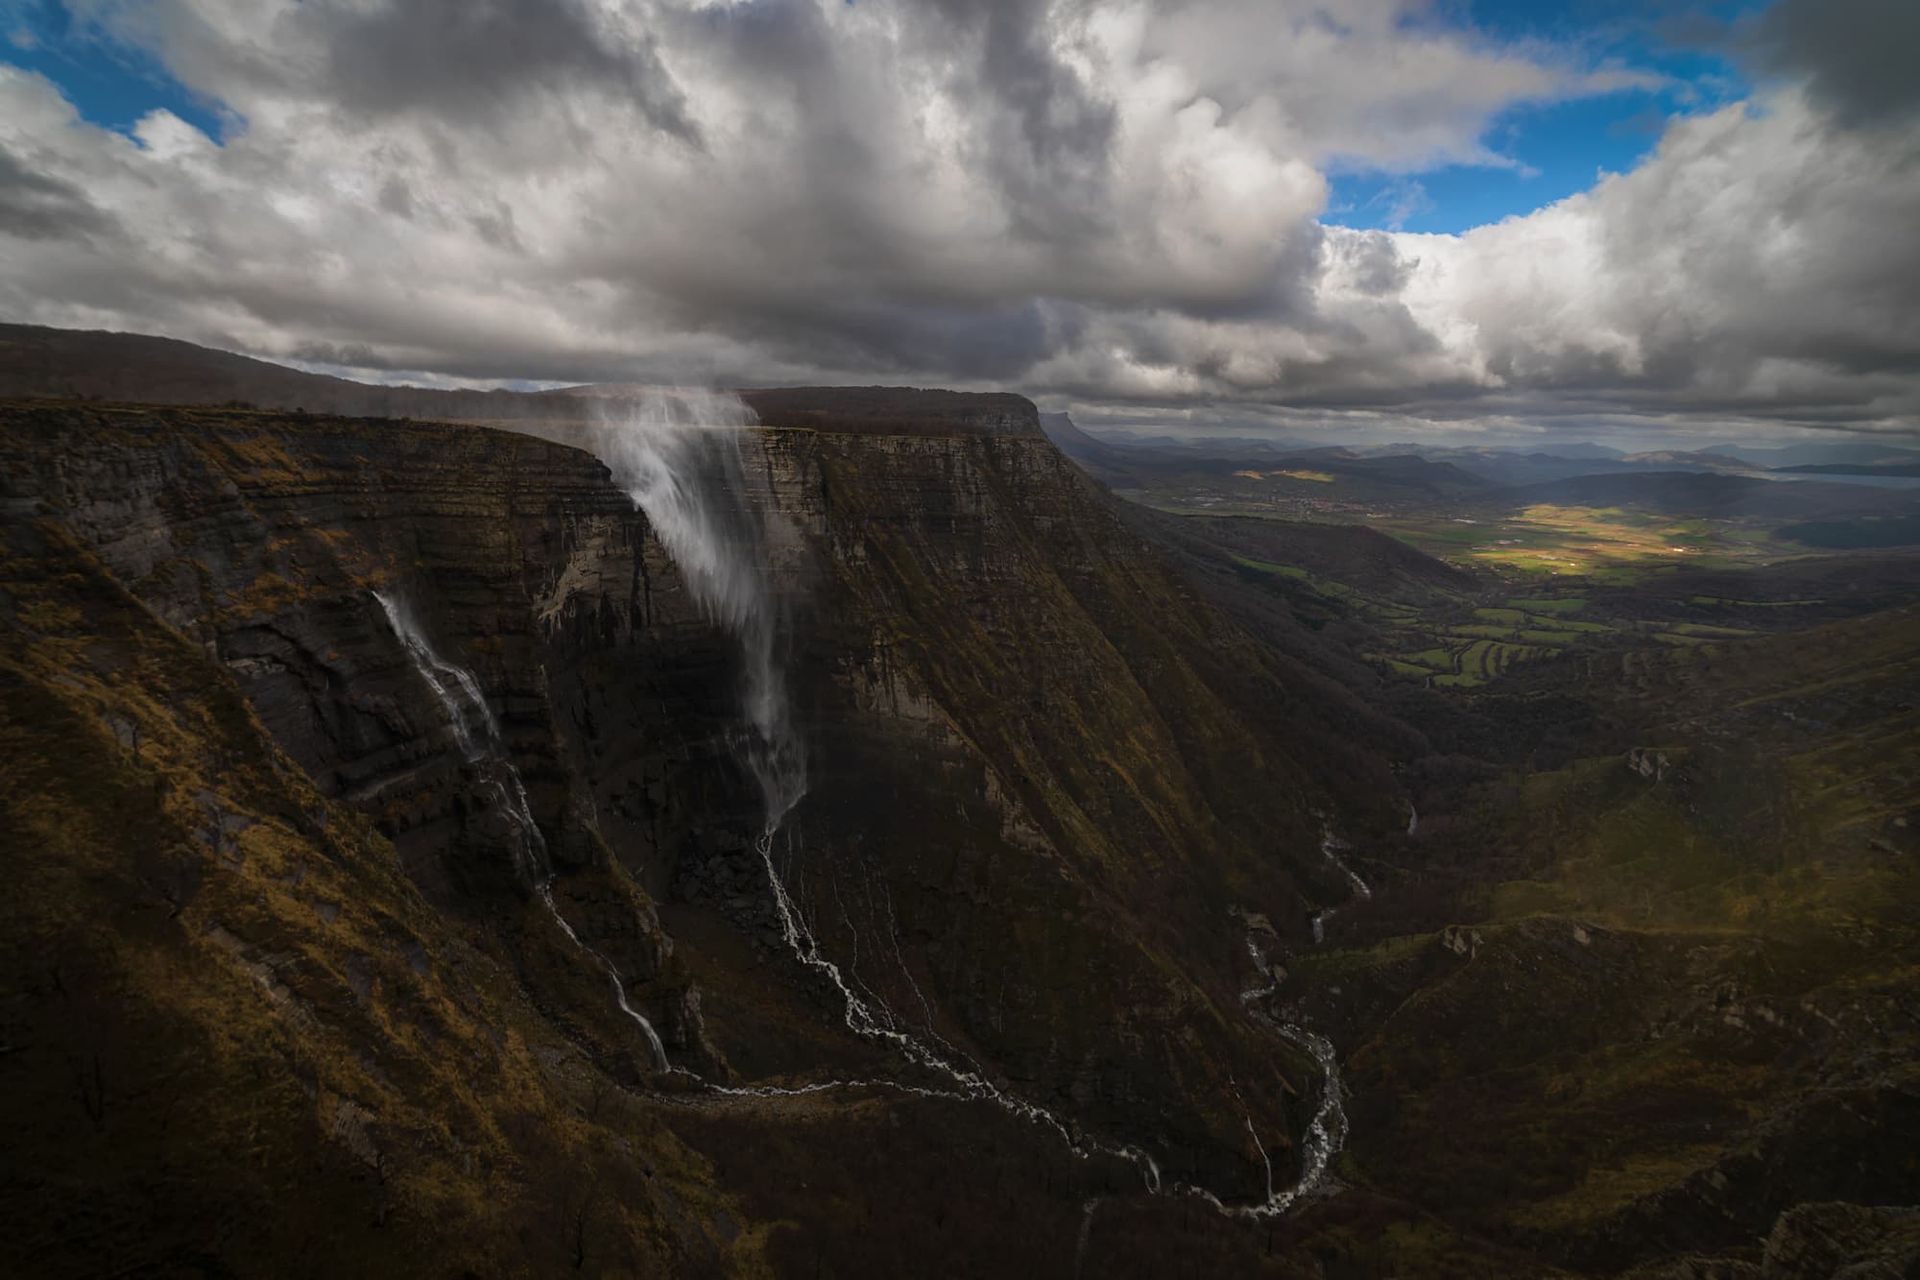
[372,589,670,1072]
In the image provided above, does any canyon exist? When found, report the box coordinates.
[2,351,1916,1277]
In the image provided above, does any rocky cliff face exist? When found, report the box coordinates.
[0,419,745,1275]
[0,399,1406,1275]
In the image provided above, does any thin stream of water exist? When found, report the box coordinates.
[1310,825,1373,945]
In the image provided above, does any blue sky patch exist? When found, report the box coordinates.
[1329,0,1767,233]
[3,0,233,142]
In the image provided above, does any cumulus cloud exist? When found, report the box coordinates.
[1133,0,1657,172]
[0,0,1915,441]
[1377,91,1920,426]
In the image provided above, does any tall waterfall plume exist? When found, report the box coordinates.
[582,390,806,823]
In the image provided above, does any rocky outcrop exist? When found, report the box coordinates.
[1629,746,1675,782]
[1761,1202,1920,1279]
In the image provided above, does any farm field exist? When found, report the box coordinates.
[1214,508,1917,690]
[1368,504,1787,580]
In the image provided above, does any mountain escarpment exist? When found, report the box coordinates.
[0,396,1404,1276]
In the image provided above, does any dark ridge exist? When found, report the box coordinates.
[1489,470,1920,519]
[1038,409,1149,483]
[1778,461,1920,477]
[1137,510,1472,602]
[0,322,582,421]
[1776,514,1920,548]
[1037,410,1107,453]
[0,322,390,410]
[0,322,1042,438]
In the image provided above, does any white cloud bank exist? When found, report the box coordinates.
[0,0,1915,441]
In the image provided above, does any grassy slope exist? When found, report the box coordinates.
[1279,605,1920,1272]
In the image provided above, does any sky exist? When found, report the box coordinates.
[0,0,1916,446]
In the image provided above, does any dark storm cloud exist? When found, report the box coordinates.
[1744,0,1920,127]
[316,0,697,142]
[750,296,1060,384]
[922,0,1119,243]
[0,146,111,241]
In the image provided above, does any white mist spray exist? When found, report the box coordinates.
[372,589,671,1072]
[582,390,806,822]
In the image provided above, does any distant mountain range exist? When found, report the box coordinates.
[1482,470,1918,521]
[1039,411,1920,495]
[1727,441,1920,468]
[1777,461,1920,478]
[1039,415,1491,501]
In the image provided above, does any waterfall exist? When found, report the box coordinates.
[371,589,671,1072]
[537,882,672,1072]
[372,590,488,762]
[575,389,1349,1220]
[1240,1017,1347,1214]
[1322,828,1373,902]
[582,390,804,823]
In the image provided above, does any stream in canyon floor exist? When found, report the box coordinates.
[1311,825,1374,945]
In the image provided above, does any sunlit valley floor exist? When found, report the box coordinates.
[2,333,1917,1277]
